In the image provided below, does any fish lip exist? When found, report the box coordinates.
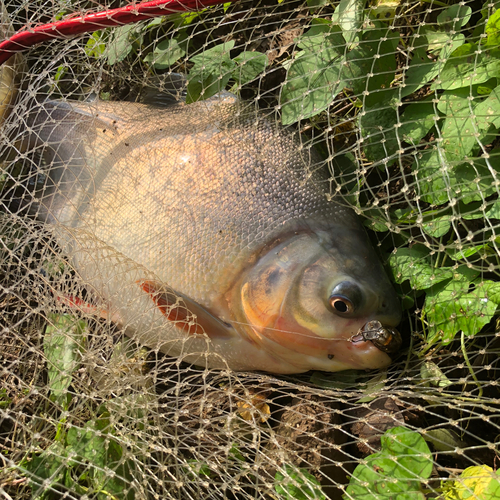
[349,320,402,357]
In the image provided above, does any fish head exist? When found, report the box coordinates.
[234,225,402,373]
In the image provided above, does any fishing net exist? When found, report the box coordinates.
[1,0,500,499]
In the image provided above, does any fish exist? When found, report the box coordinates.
[0,8,401,374]
[3,90,402,374]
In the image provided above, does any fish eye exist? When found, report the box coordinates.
[329,281,362,315]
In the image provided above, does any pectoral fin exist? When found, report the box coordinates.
[137,280,234,339]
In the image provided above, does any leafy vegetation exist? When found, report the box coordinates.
[345,426,433,500]
[441,466,500,500]
[20,315,138,499]
[275,464,326,500]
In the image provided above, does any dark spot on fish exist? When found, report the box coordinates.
[102,129,106,133]
[266,268,282,287]
[328,354,334,360]
[219,230,223,234]
[159,128,163,131]
[124,142,129,147]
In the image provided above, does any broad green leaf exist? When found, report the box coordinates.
[422,215,451,237]
[345,25,399,108]
[477,279,500,305]
[455,160,497,205]
[370,0,400,23]
[424,428,466,453]
[232,51,268,85]
[143,34,187,69]
[420,361,453,388]
[85,31,106,58]
[437,90,480,163]
[432,44,500,90]
[67,419,134,499]
[399,101,438,144]
[281,25,346,124]
[380,427,433,480]
[389,246,454,290]
[356,371,387,403]
[107,24,142,65]
[437,5,472,29]
[275,464,326,500]
[359,106,399,163]
[463,198,500,221]
[485,8,500,47]
[346,427,431,499]
[424,276,495,345]
[414,148,497,205]
[310,369,366,389]
[401,31,464,98]
[442,466,500,500]
[44,314,85,408]
[332,0,363,46]
[22,441,69,496]
[447,243,490,261]
[186,41,236,103]
[475,86,500,130]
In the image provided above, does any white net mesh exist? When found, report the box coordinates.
[1,0,500,499]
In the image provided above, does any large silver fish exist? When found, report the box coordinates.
[8,91,402,374]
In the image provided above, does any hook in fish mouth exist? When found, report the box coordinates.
[350,320,402,355]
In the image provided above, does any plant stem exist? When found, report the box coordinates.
[460,330,483,399]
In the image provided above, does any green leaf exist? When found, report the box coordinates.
[422,215,451,237]
[85,31,106,58]
[143,34,187,69]
[432,44,500,91]
[477,280,500,305]
[186,41,236,103]
[389,246,453,290]
[475,86,500,130]
[414,148,497,205]
[437,4,472,29]
[401,31,464,98]
[359,106,399,163]
[275,464,326,500]
[280,24,346,125]
[442,466,500,500]
[106,24,143,65]
[399,101,438,144]
[437,89,482,162]
[446,243,490,261]
[424,428,466,453]
[485,8,500,47]
[232,51,268,85]
[332,0,364,47]
[346,427,432,499]
[424,275,496,345]
[420,361,453,388]
[356,371,387,403]
[22,441,68,494]
[66,419,135,499]
[345,25,399,108]
[44,314,85,408]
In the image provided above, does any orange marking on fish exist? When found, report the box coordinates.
[137,280,204,336]
[55,294,111,321]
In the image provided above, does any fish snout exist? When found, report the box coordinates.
[349,320,402,356]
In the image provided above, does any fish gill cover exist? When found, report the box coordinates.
[0,0,499,499]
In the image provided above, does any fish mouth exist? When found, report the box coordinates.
[349,320,402,357]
